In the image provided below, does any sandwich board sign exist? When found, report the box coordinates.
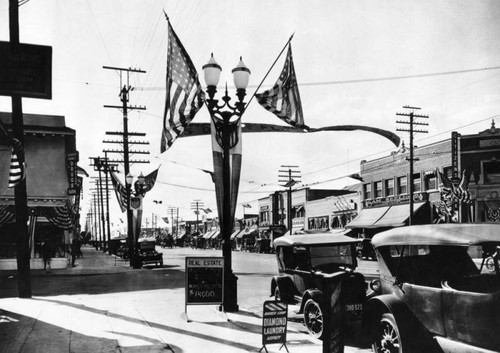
[259,300,289,353]
[185,257,224,320]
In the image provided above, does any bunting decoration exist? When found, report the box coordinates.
[211,116,242,228]
[161,18,205,152]
[256,44,308,130]
[44,203,74,230]
[8,146,25,188]
[110,171,128,213]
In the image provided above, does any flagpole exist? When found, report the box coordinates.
[243,33,294,112]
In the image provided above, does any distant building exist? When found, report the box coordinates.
[346,120,500,238]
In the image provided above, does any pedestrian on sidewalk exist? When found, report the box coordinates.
[41,236,54,273]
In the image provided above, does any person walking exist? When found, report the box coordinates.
[41,237,53,273]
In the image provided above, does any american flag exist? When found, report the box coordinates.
[110,171,128,213]
[8,147,25,188]
[161,20,205,152]
[256,45,308,130]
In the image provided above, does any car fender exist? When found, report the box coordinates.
[365,294,437,352]
[271,275,296,303]
[300,288,324,313]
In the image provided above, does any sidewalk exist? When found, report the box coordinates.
[0,247,370,353]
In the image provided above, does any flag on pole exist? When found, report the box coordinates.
[255,44,308,130]
[161,19,205,152]
[110,171,128,213]
[242,203,252,208]
[8,147,25,188]
[135,167,160,195]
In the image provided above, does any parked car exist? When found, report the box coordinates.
[270,229,367,340]
[366,223,500,353]
[137,238,163,267]
[356,237,376,260]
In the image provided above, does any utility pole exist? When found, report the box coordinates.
[191,200,203,233]
[396,106,429,226]
[8,0,31,298]
[103,66,147,268]
[278,165,301,234]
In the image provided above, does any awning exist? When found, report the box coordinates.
[230,229,242,240]
[237,225,258,239]
[373,202,426,228]
[203,231,215,239]
[209,230,220,239]
[346,206,390,229]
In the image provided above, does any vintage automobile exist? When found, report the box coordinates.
[270,229,367,339]
[366,223,500,353]
[137,237,163,267]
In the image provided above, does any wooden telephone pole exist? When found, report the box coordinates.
[396,106,429,225]
[103,66,148,268]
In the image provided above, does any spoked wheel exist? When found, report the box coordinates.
[303,299,324,339]
[485,257,496,272]
[372,313,403,353]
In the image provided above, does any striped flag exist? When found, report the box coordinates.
[8,147,25,188]
[110,171,128,213]
[161,19,205,152]
[256,44,308,130]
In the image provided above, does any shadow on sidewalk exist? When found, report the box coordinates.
[0,308,180,353]
[32,297,258,352]
[0,267,186,299]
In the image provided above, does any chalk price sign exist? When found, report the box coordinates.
[185,257,224,305]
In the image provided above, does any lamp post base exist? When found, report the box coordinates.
[222,271,239,312]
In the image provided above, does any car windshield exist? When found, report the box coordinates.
[309,245,354,268]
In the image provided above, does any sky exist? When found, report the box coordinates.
[1,0,499,231]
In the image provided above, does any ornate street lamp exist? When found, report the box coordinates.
[203,54,250,312]
[125,172,146,268]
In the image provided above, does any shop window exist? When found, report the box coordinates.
[443,166,453,180]
[483,160,500,184]
[374,181,383,198]
[424,171,437,190]
[364,183,372,199]
[412,173,421,192]
[260,211,269,222]
[385,178,394,196]
[397,176,407,195]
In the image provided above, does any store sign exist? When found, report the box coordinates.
[364,192,427,207]
[0,42,52,99]
[66,151,79,195]
[260,301,288,350]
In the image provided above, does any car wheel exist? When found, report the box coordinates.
[372,313,403,353]
[303,299,324,339]
[485,257,495,272]
[274,286,281,301]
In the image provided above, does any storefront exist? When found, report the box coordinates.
[0,113,79,270]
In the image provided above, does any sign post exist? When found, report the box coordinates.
[259,301,289,353]
[185,257,224,322]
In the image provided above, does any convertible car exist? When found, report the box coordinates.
[366,223,500,353]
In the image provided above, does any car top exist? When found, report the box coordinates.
[371,223,500,249]
[273,229,360,247]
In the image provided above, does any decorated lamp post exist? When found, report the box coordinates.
[202,54,250,312]
[125,172,146,268]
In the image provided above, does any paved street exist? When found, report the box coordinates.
[0,246,374,353]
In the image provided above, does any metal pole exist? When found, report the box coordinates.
[104,157,112,254]
[10,0,31,299]
[93,195,98,249]
[288,169,292,233]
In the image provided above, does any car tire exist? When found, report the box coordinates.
[274,286,281,301]
[372,313,403,353]
[303,299,324,339]
[485,257,495,272]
